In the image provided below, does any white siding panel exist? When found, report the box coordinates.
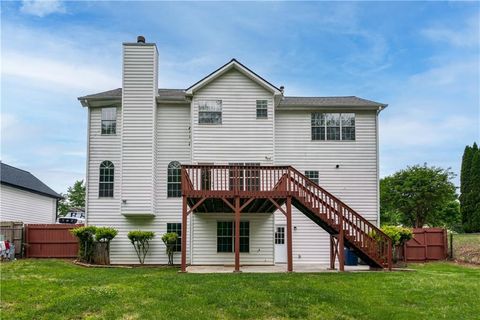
[120,45,158,215]
[87,103,192,264]
[274,110,379,264]
[192,213,274,265]
[192,69,275,164]
[0,185,56,224]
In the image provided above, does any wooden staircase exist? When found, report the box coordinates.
[181,164,392,270]
[280,167,392,269]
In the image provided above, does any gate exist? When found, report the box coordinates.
[404,228,447,262]
[25,224,81,258]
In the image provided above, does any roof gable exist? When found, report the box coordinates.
[185,59,282,95]
[0,162,62,199]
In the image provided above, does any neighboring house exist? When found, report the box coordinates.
[78,36,392,270]
[0,162,62,224]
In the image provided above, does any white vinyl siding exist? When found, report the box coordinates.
[192,213,274,265]
[87,103,192,264]
[191,69,275,164]
[275,110,379,264]
[120,44,158,216]
[0,184,57,224]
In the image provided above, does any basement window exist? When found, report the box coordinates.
[199,100,222,124]
[167,223,182,252]
[101,107,117,134]
[256,100,268,118]
[311,113,355,141]
[217,221,249,253]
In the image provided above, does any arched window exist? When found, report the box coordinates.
[167,161,181,197]
[99,161,114,198]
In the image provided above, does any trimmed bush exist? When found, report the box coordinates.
[71,226,118,264]
[162,232,179,265]
[128,231,155,265]
[71,226,98,263]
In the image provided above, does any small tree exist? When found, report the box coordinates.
[71,226,97,263]
[162,232,179,265]
[380,164,457,227]
[127,231,155,265]
[58,180,86,216]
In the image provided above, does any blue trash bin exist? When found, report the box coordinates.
[344,247,358,266]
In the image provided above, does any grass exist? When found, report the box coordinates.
[451,233,480,264]
[1,260,479,320]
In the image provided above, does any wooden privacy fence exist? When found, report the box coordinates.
[25,224,81,258]
[404,228,447,262]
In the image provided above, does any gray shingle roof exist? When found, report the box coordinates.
[279,96,386,108]
[78,88,188,102]
[79,89,385,109]
[0,162,62,199]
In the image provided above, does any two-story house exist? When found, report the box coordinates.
[78,36,392,271]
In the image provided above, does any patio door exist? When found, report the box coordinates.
[274,225,287,263]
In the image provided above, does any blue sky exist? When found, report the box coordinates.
[1,1,479,194]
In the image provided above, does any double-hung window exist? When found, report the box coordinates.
[198,100,222,124]
[217,221,249,253]
[305,170,319,185]
[167,223,182,252]
[101,107,117,134]
[229,163,260,191]
[256,100,268,119]
[311,113,355,141]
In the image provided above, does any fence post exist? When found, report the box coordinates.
[449,232,453,260]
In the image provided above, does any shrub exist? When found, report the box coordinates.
[127,231,155,265]
[71,226,98,262]
[161,232,179,265]
[381,225,413,246]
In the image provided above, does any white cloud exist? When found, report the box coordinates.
[3,51,119,92]
[421,15,479,48]
[20,0,66,17]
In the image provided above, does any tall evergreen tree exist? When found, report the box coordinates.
[469,146,480,232]
[460,144,474,231]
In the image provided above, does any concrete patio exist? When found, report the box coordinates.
[186,263,372,273]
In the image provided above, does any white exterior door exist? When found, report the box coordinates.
[274,225,287,263]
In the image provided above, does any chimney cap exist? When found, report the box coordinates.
[137,35,146,43]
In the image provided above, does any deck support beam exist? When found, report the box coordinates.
[234,196,241,272]
[181,195,188,272]
[338,205,345,272]
[286,196,293,272]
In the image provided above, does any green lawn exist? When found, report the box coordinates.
[1,260,479,320]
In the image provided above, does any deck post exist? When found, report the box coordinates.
[286,196,293,272]
[234,196,241,272]
[338,204,345,272]
[329,235,335,270]
[181,195,188,272]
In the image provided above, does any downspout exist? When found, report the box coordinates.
[376,107,381,227]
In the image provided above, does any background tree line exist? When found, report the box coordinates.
[381,142,479,233]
